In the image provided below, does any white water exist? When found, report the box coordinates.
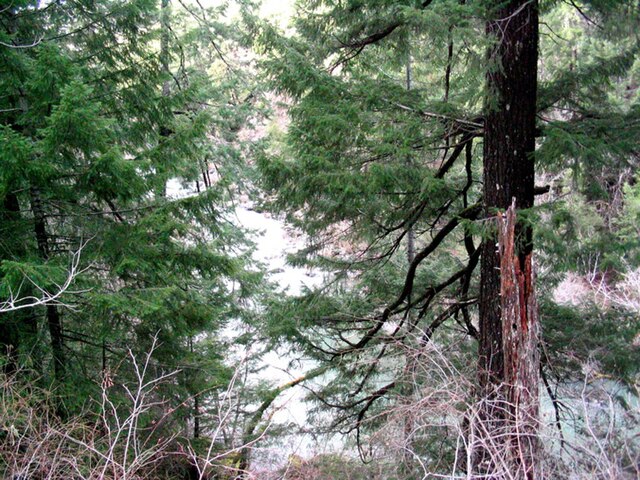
[233,205,328,464]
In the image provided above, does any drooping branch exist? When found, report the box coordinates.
[338,1,434,50]
[343,243,481,400]
[391,101,483,138]
[435,133,476,179]
[410,246,481,333]
[386,202,481,315]
[330,0,435,69]
[334,203,482,356]
[541,364,564,446]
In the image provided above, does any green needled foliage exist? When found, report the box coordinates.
[0,0,638,477]
[254,0,640,473]
[0,0,265,436]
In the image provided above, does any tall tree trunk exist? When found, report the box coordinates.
[9,67,59,381]
[477,1,540,478]
[2,194,39,374]
[189,337,201,440]
[30,186,66,385]
[158,0,171,198]
[401,50,418,479]
[16,89,66,387]
[160,0,171,99]
[0,193,22,374]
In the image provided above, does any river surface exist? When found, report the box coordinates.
[168,179,332,465]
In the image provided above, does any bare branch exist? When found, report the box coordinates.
[0,239,90,313]
[0,35,43,49]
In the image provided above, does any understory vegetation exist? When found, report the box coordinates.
[1,0,639,479]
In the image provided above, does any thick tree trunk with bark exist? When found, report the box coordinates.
[476,1,540,478]
[30,186,66,385]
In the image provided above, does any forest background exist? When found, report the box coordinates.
[0,0,639,479]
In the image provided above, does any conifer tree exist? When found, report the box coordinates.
[0,0,263,426]
[255,0,639,477]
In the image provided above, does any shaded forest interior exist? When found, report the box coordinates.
[1,0,639,479]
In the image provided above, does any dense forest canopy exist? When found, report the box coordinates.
[0,0,639,479]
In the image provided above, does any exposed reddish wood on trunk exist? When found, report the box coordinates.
[476,0,540,478]
[498,200,540,480]
[479,0,538,391]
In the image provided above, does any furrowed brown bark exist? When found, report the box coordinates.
[476,0,540,478]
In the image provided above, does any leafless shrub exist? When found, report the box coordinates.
[542,376,639,480]
[352,330,639,480]
[182,359,265,480]
[0,337,179,479]
[0,336,267,480]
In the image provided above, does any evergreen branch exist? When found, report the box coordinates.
[420,302,469,344]
[435,133,476,179]
[0,34,43,48]
[355,380,396,462]
[338,0,434,50]
[352,134,475,267]
[339,22,400,50]
[174,0,236,73]
[344,250,481,402]
[329,45,364,72]
[348,342,394,399]
[43,3,119,43]
[330,0,434,69]
[317,380,397,436]
[1,1,58,18]
[541,363,565,448]
[62,332,119,355]
[382,201,481,315]
[333,203,482,356]
[105,199,126,223]
[563,0,603,30]
[391,101,483,136]
[457,155,480,341]
[408,247,481,335]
